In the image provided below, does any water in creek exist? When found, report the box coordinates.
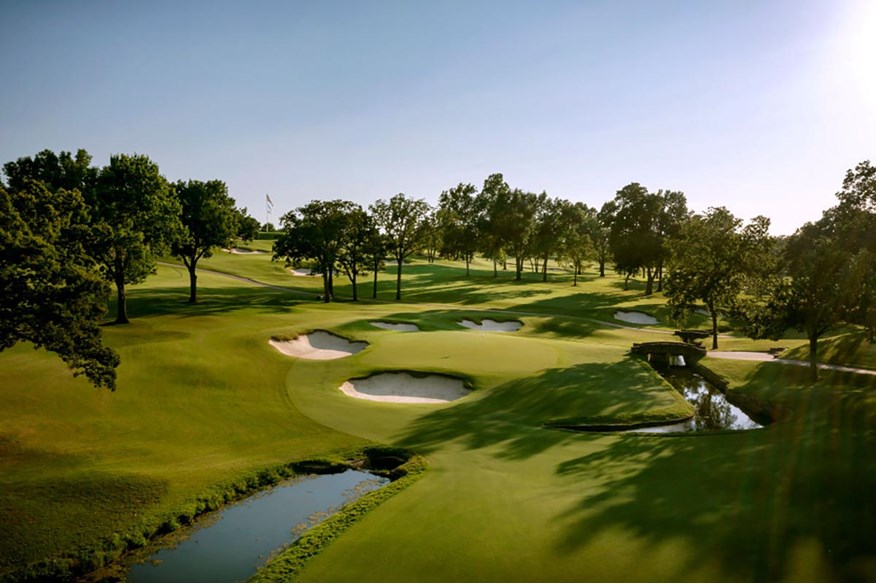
[626,367,762,433]
[127,469,388,583]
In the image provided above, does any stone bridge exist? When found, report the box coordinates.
[630,341,707,367]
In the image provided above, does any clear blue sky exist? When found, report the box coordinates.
[1,0,874,234]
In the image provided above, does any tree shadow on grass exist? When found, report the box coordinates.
[395,360,679,460]
[110,286,306,321]
[550,377,876,581]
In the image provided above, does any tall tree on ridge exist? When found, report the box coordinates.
[171,179,239,304]
[370,193,430,301]
[438,182,481,276]
[91,154,181,324]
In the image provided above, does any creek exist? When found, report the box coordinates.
[127,469,388,583]
[626,367,762,433]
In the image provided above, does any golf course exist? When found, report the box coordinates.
[1,245,874,582]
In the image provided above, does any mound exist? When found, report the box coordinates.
[370,321,419,332]
[613,311,658,325]
[339,372,469,403]
[269,331,367,360]
[459,319,522,332]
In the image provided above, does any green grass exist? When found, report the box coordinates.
[1,254,874,581]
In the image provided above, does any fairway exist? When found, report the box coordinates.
[1,255,874,582]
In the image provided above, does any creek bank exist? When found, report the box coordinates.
[74,448,415,584]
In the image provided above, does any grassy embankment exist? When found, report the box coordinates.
[0,250,873,581]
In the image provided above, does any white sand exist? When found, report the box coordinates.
[459,319,522,332]
[226,248,267,254]
[290,268,318,277]
[613,311,658,325]
[269,331,367,360]
[339,372,470,403]
[370,321,419,332]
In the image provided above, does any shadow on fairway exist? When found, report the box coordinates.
[109,286,305,321]
[551,371,876,582]
[396,361,675,460]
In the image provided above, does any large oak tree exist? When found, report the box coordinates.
[0,181,119,389]
[91,154,181,323]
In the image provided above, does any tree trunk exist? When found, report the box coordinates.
[542,256,548,282]
[515,256,523,281]
[808,335,819,381]
[573,269,578,287]
[656,265,663,292]
[372,262,379,299]
[493,258,497,278]
[599,259,605,277]
[711,308,718,350]
[645,268,654,296]
[351,273,358,301]
[623,273,630,291]
[113,255,129,324]
[465,255,470,276]
[115,277,129,324]
[322,270,331,303]
[187,260,198,304]
[395,257,403,300]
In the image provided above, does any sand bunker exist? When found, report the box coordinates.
[458,319,522,332]
[226,248,267,254]
[269,331,367,360]
[290,268,318,276]
[613,311,658,325]
[370,321,419,332]
[339,372,470,404]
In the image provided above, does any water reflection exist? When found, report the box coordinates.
[127,470,388,583]
[626,369,761,433]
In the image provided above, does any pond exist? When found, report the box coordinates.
[626,368,762,433]
[127,470,388,583]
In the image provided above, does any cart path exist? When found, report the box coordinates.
[708,351,876,376]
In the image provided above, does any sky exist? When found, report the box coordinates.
[1,0,874,235]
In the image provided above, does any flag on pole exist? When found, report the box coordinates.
[266,194,274,210]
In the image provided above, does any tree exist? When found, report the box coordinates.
[609,184,687,294]
[654,190,689,292]
[478,174,512,277]
[336,205,374,301]
[741,219,852,381]
[609,183,660,291]
[0,180,120,389]
[363,228,388,299]
[419,208,442,263]
[493,189,538,281]
[560,202,596,286]
[531,194,566,282]
[273,200,355,302]
[437,182,481,276]
[171,180,239,304]
[3,148,97,194]
[832,160,876,341]
[91,154,181,324]
[665,207,770,349]
[370,193,430,300]
[234,207,260,241]
[593,202,615,277]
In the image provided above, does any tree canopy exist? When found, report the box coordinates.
[0,181,119,389]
